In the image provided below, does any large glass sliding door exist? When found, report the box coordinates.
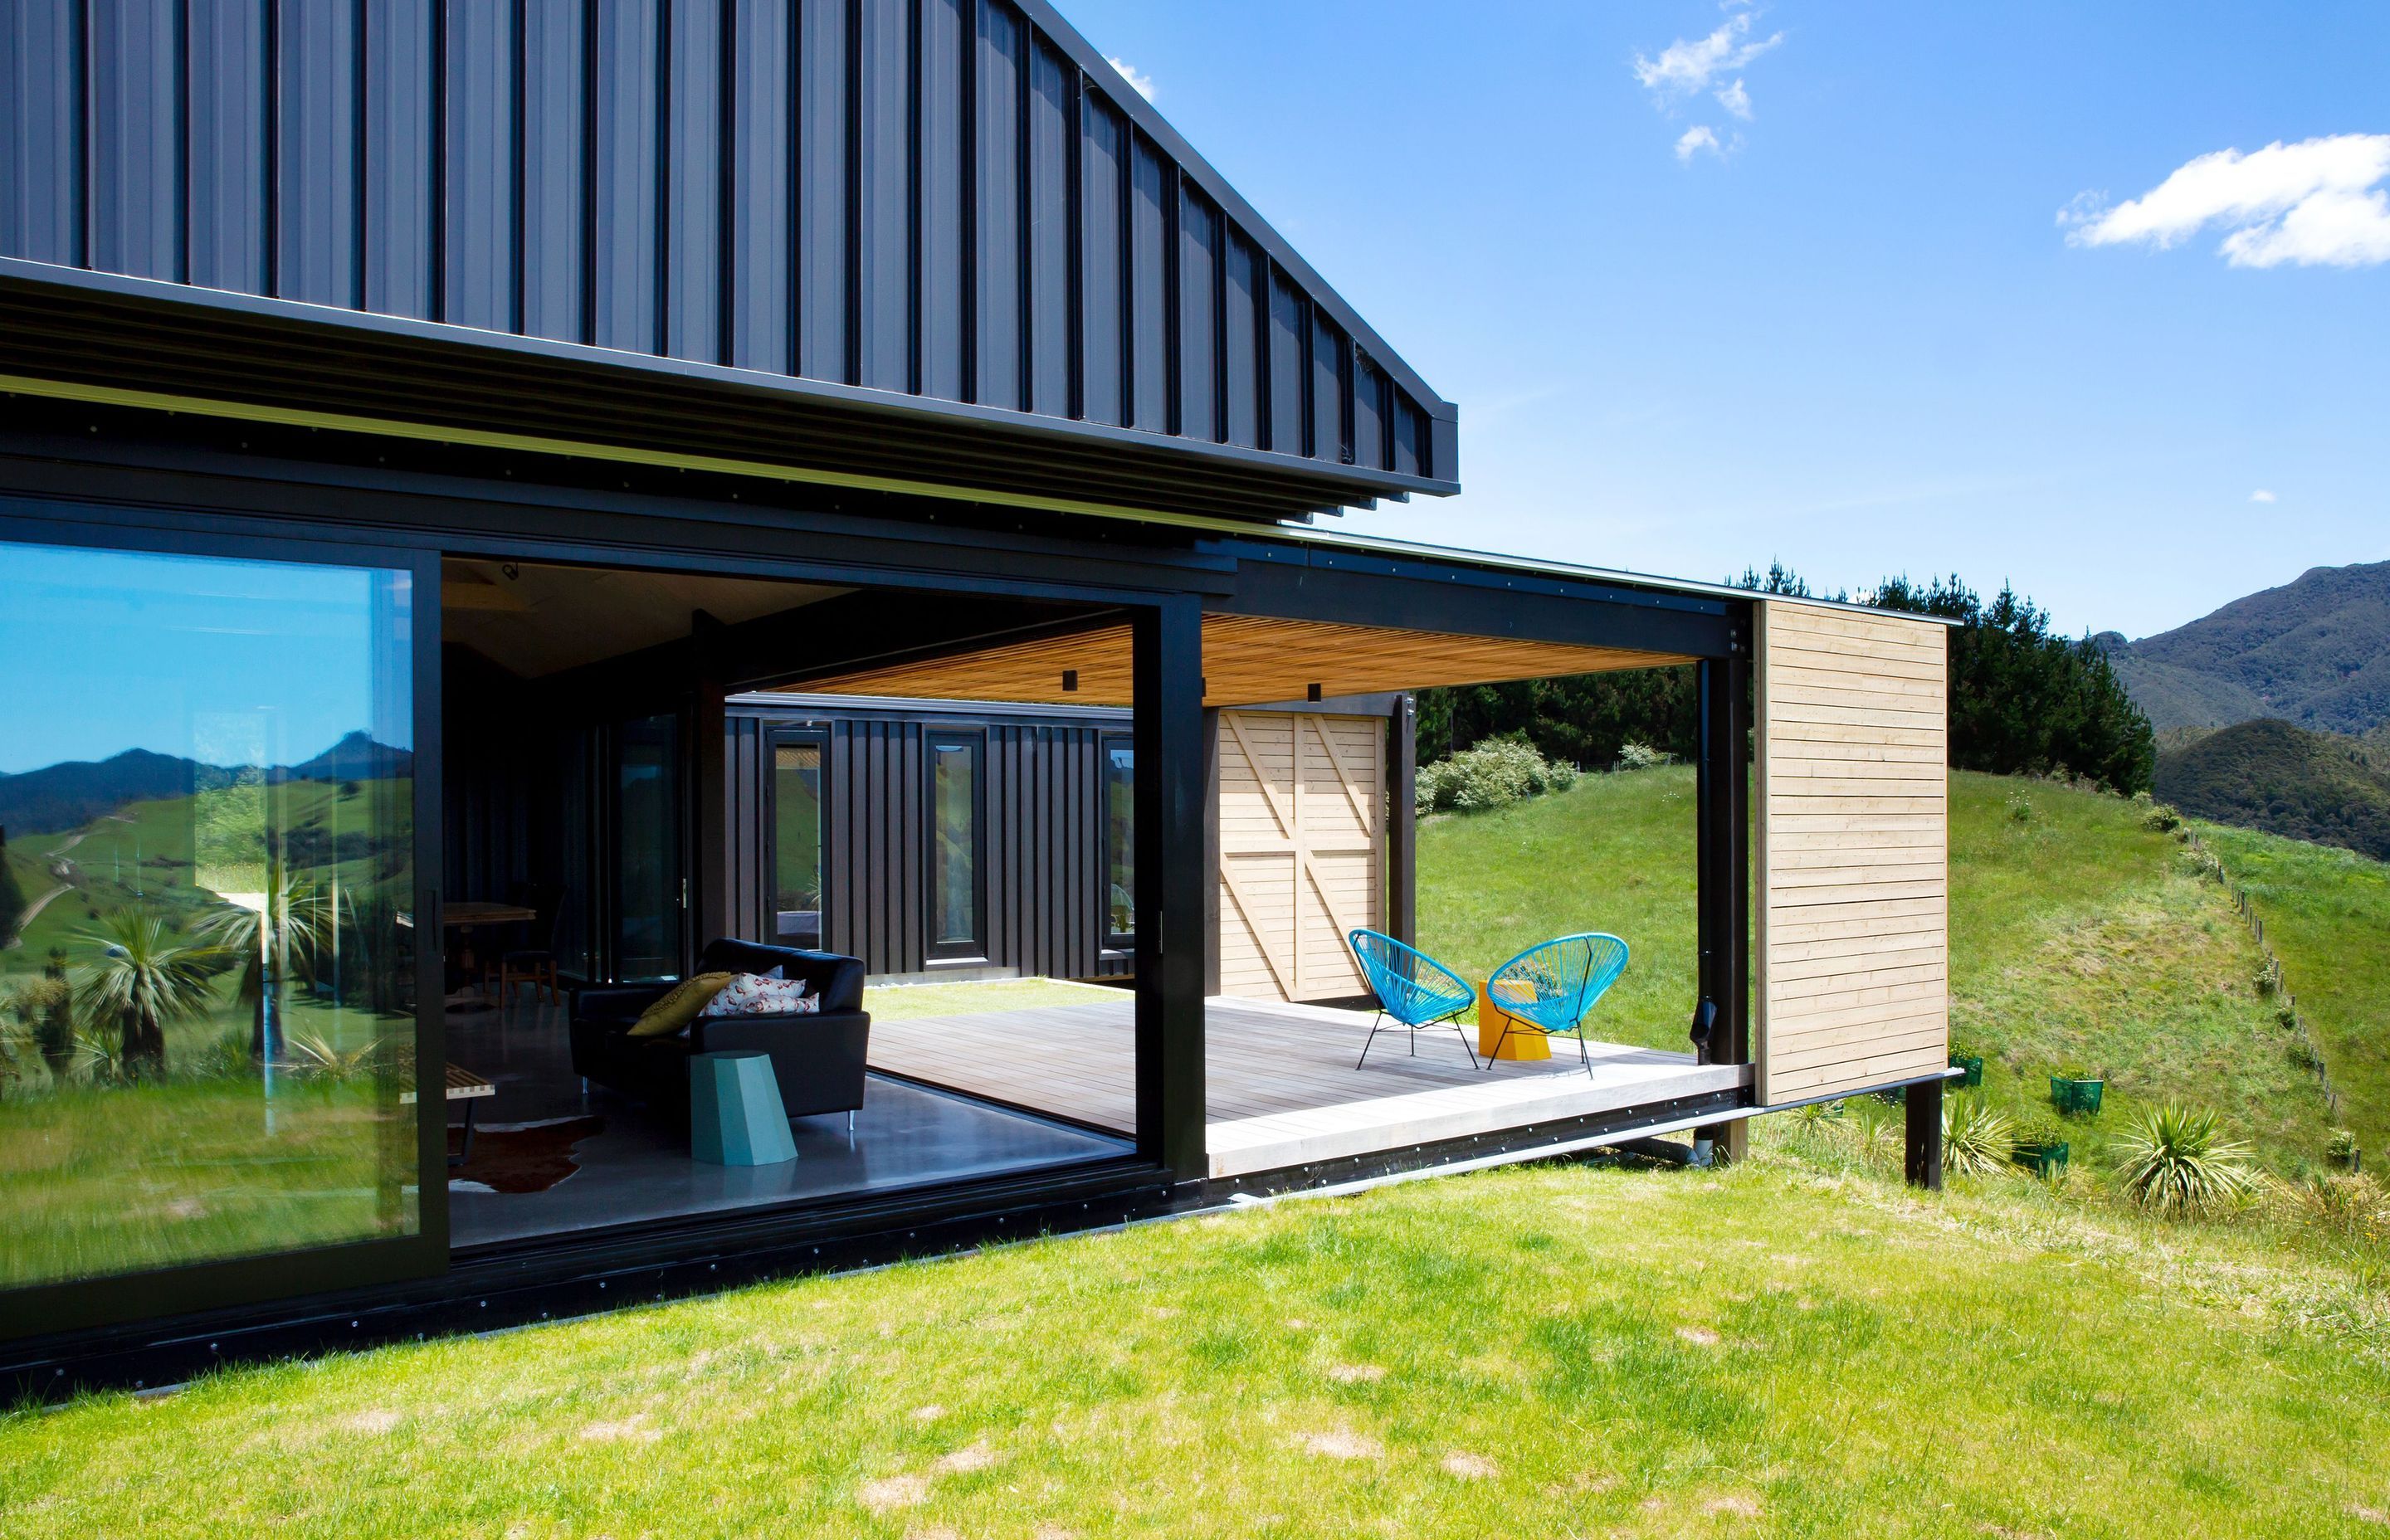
[0,529,437,1323]
[609,712,684,982]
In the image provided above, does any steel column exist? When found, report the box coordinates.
[1387,693,1417,948]
[1134,599,1207,1181]
[1694,649,1753,1160]
[1905,1080,1944,1190]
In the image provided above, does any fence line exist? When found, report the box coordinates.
[2183,826,2340,1120]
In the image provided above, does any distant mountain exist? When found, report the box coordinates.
[2155,718,2390,861]
[0,738,412,838]
[2102,559,2390,734]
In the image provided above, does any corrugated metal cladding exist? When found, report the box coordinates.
[0,0,1450,490]
[726,708,1124,981]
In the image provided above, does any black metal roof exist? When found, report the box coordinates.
[0,0,1457,523]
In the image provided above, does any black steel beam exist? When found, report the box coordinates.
[1217,548,1739,660]
[1694,652,1754,1161]
[1134,599,1207,1182]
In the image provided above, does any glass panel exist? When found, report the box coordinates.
[1105,740,1134,944]
[772,736,825,948]
[0,540,418,1291]
[929,738,979,951]
[611,714,680,982]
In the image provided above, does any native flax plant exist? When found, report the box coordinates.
[73,909,223,1082]
[2115,1104,2257,1219]
[193,855,334,1061]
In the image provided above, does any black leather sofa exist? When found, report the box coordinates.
[569,938,871,1123]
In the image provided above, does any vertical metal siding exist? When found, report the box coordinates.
[661,0,718,361]
[363,0,438,321]
[276,0,359,308]
[87,0,182,282]
[1076,89,1121,426]
[855,0,912,393]
[1024,39,1069,417]
[0,0,1448,488]
[1176,189,1216,443]
[1125,133,1165,433]
[186,0,268,295]
[518,0,584,342]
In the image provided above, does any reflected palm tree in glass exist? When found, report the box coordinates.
[193,855,334,1065]
[74,910,221,1083]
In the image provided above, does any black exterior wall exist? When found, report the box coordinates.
[0,0,1456,519]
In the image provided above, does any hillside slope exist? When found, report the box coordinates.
[2157,717,2390,860]
[1419,766,2340,1162]
[2110,558,2390,734]
[2195,820,2390,1162]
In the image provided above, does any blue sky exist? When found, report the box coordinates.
[0,545,407,774]
[1068,1,2390,639]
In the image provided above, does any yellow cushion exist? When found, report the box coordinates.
[627,972,735,1038]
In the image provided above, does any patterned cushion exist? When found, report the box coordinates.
[626,972,734,1039]
[698,971,818,1018]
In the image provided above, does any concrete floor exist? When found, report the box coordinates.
[441,997,1130,1251]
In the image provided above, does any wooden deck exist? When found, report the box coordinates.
[869,995,1749,1179]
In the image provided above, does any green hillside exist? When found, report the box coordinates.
[2193,820,2390,1163]
[1420,765,2348,1166]
[2111,558,2390,735]
[2157,717,2390,861]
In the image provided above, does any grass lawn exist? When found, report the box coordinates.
[1419,768,2338,1167]
[2192,821,2390,1162]
[6,1145,2387,1538]
[863,976,1128,1021]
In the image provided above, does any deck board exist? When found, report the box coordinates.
[870,996,1750,1178]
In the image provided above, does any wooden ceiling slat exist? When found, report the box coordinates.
[774,615,1693,707]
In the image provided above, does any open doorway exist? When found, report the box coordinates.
[434,556,1135,1251]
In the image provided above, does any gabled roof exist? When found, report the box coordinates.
[0,0,1456,522]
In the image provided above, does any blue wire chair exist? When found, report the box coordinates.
[1348,929,1480,1070]
[1482,933,1630,1075]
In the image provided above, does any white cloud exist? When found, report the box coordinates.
[1676,125,1724,162]
[1715,78,1753,120]
[1106,56,1156,103]
[2251,489,2278,504]
[1633,14,1783,96]
[2062,134,2390,269]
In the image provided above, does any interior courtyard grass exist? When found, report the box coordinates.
[6,1146,2388,1538]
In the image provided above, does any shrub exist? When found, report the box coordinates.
[2328,1128,2361,1172]
[2114,1104,2257,1218]
[2014,1109,2067,1151]
[2006,792,2035,824]
[1941,1096,2016,1178]
[2253,955,2283,998]
[1416,738,1580,816]
[2143,801,2183,833]
[1616,741,1672,771]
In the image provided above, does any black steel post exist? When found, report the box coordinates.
[1134,599,1207,1182]
[1387,694,1417,948]
[1694,646,1753,1158]
[690,611,730,955]
[1905,1079,1944,1190]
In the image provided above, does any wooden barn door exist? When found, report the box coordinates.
[1216,711,1384,1002]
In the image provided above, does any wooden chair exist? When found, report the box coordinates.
[485,882,566,1011]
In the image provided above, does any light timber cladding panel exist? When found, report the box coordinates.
[1755,602,1951,1103]
[1217,711,1384,1002]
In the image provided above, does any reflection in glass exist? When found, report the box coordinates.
[1105,740,1134,945]
[773,735,825,948]
[929,736,980,953]
[611,714,680,982]
[0,540,417,1291]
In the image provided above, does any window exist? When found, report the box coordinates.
[927,733,983,959]
[0,537,422,1294]
[1103,736,1134,948]
[769,729,827,948]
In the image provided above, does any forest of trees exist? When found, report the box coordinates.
[1415,564,2155,796]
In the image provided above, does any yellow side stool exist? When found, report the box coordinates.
[1477,977,1551,1061]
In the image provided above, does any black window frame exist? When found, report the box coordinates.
[597,708,689,984]
[923,728,988,962]
[1100,732,1135,952]
[763,722,832,950]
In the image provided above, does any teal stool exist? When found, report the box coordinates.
[689,1050,799,1167]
